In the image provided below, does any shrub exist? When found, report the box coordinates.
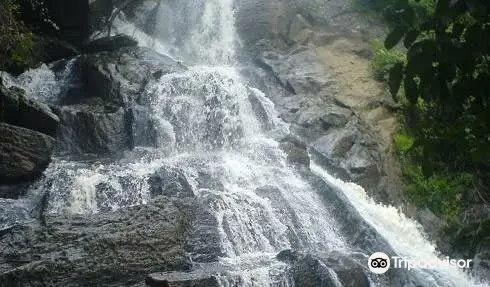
[403,164,473,220]
[394,133,414,154]
[370,41,406,82]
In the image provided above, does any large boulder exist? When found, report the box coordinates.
[148,167,194,198]
[81,47,184,107]
[0,196,194,286]
[276,251,370,287]
[55,104,133,154]
[0,123,55,184]
[311,121,382,190]
[83,34,138,54]
[250,41,384,192]
[0,84,59,138]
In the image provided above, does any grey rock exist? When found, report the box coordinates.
[146,271,221,287]
[196,172,224,191]
[131,105,158,148]
[294,254,341,287]
[148,167,194,199]
[235,0,296,45]
[55,104,133,154]
[277,249,300,262]
[288,14,313,42]
[279,135,310,169]
[310,121,382,190]
[83,34,138,54]
[0,84,59,138]
[0,123,55,184]
[183,194,225,263]
[0,196,195,286]
[82,46,184,107]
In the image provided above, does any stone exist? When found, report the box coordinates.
[288,14,313,43]
[277,249,299,262]
[279,135,310,169]
[55,104,133,154]
[0,84,59,138]
[82,46,184,107]
[294,254,341,287]
[146,271,221,287]
[0,123,55,184]
[0,196,195,286]
[148,167,194,199]
[83,34,138,54]
[310,122,382,190]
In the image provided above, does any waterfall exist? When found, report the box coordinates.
[3,0,487,286]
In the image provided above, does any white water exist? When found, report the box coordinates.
[5,0,487,286]
[312,163,487,287]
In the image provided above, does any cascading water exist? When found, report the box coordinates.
[3,0,488,286]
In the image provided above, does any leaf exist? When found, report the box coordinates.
[385,26,407,50]
[404,29,420,48]
[389,62,404,102]
[404,74,419,104]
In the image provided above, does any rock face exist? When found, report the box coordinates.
[245,40,384,195]
[81,46,183,107]
[277,250,371,287]
[52,46,184,155]
[0,123,55,183]
[0,196,194,286]
[83,34,139,54]
[55,104,133,154]
[0,83,59,188]
[1,84,59,138]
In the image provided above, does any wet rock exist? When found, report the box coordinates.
[55,104,133,154]
[336,270,371,287]
[82,46,184,107]
[131,105,159,148]
[248,91,272,130]
[277,249,299,262]
[83,34,138,54]
[279,135,310,169]
[0,84,59,138]
[184,194,225,263]
[235,0,296,45]
[0,197,195,286]
[288,13,313,42]
[148,167,194,198]
[146,271,221,287]
[310,122,382,190]
[0,184,30,199]
[0,123,56,184]
[294,254,341,287]
[196,172,224,191]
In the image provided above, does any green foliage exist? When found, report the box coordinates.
[362,0,488,246]
[353,0,435,22]
[385,0,490,170]
[404,165,472,220]
[394,133,414,153]
[0,0,52,73]
[370,41,406,82]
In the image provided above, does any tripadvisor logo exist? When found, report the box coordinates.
[368,252,473,274]
[368,252,390,274]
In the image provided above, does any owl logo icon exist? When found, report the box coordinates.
[368,252,391,274]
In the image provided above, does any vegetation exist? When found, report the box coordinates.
[0,0,56,74]
[361,0,489,247]
[370,41,406,82]
[0,0,34,73]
